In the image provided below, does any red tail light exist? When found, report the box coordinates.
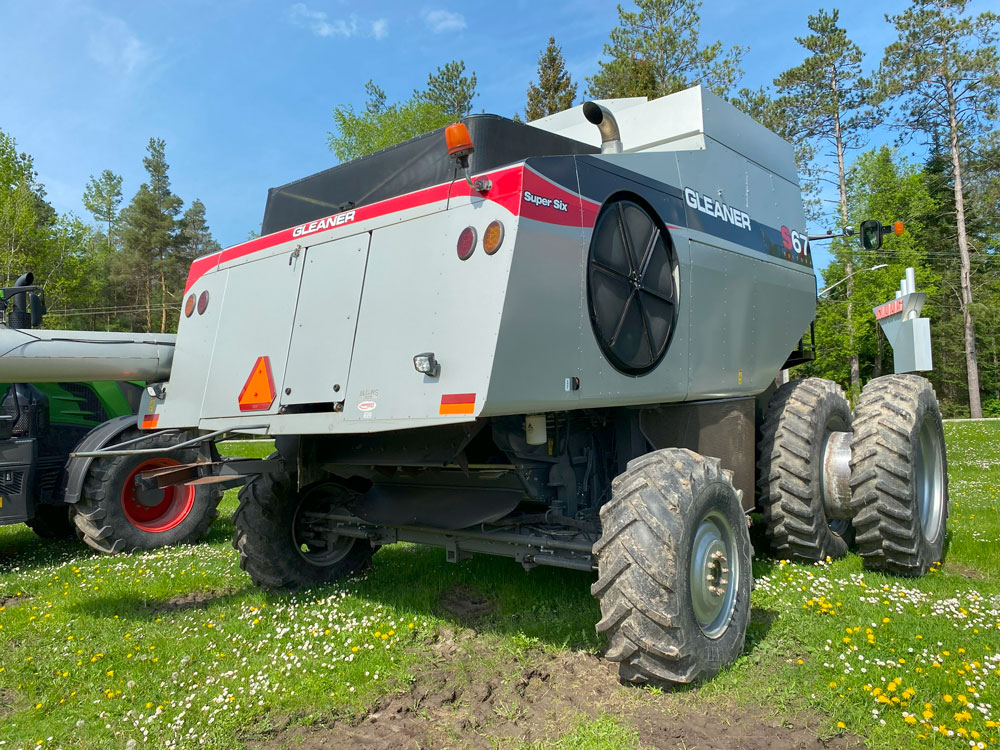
[457,226,477,260]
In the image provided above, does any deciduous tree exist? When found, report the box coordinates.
[328,80,451,162]
[82,169,124,248]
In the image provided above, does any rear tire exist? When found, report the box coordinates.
[757,378,853,562]
[234,459,374,591]
[851,374,948,576]
[26,504,75,540]
[592,448,751,686]
[71,430,222,554]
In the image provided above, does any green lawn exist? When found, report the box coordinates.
[0,426,997,749]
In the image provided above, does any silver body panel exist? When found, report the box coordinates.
[150,86,816,435]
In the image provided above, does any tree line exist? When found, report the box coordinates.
[0,134,219,333]
[2,0,997,417]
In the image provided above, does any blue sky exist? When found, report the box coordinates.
[0,0,988,277]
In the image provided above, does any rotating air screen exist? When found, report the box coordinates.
[586,199,678,375]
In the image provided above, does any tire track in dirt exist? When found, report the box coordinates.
[249,626,865,750]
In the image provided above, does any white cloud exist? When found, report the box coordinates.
[288,4,388,40]
[423,9,466,33]
[87,15,150,74]
[289,3,357,37]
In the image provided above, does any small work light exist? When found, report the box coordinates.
[413,352,440,378]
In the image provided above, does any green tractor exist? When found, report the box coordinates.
[0,274,221,552]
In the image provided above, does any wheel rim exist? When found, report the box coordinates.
[292,486,356,567]
[689,509,739,639]
[587,200,678,375]
[914,416,945,543]
[121,459,196,533]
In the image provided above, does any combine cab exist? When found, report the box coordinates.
[103,86,946,685]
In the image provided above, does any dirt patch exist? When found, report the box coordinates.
[249,629,864,750]
[148,588,239,613]
[944,562,988,580]
[435,584,496,625]
[0,688,16,717]
[0,595,29,609]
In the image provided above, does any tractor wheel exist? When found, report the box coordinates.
[851,374,948,576]
[233,459,374,591]
[757,378,854,562]
[26,504,75,540]
[592,448,752,686]
[71,430,221,554]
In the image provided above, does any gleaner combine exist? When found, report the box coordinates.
[80,86,948,686]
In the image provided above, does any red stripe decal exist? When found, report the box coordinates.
[183,162,601,293]
[440,393,476,405]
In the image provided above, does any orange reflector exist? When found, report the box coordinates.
[141,414,159,430]
[445,122,474,158]
[238,356,276,412]
[894,221,904,235]
[483,220,505,255]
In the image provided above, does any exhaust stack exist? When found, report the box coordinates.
[582,101,623,154]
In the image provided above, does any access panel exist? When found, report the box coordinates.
[280,233,371,406]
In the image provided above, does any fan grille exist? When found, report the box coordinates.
[586,199,678,375]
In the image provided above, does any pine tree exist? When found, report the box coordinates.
[177,199,221,264]
[420,60,477,119]
[586,0,745,100]
[525,37,577,121]
[119,138,182,332]
[774,9,871,397]
[82,169,124,248]
[875,0,1000,418]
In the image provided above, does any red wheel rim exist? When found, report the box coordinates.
[121,458,196,533]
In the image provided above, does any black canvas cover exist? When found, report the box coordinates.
[261,115,599,235]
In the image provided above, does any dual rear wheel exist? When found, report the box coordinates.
[757,375,948,576]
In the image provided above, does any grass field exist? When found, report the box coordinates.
[1,424,997,749]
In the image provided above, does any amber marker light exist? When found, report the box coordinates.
[184,294,196,317]
[483,220,505,255]
[894,221,904,235]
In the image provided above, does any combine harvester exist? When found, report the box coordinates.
[0,275,221,552]
[76,87,947,685]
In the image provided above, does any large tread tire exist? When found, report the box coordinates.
[233,459,374,591]
[26,504,76,540]
[851,374,948,576]
[757,378,853,562]
[592,448,752,686]
[71,430,222,554]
